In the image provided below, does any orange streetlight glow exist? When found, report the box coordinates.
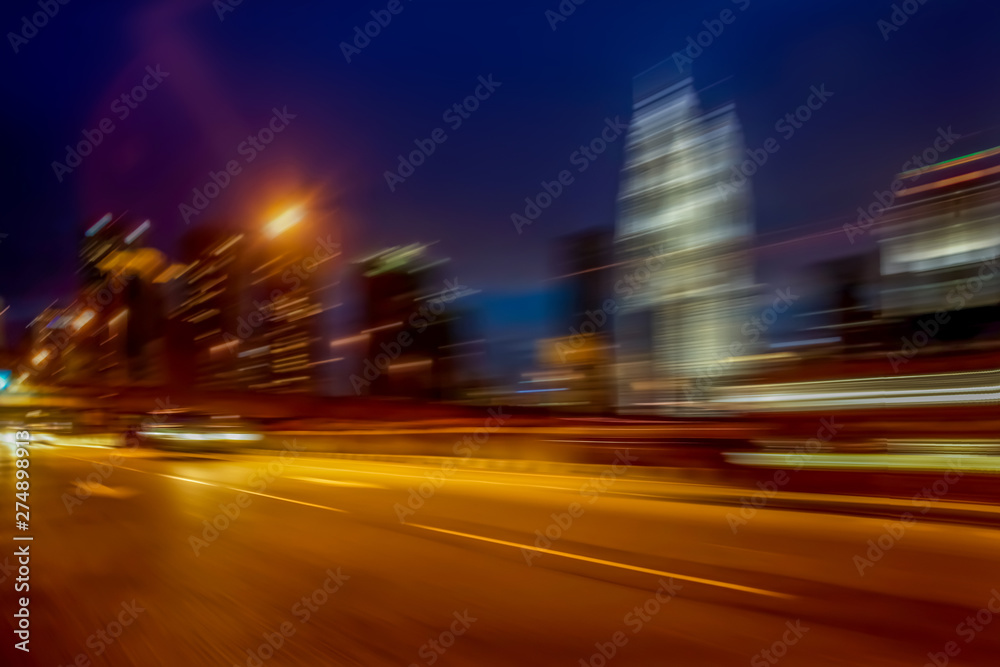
[264,206,305,239]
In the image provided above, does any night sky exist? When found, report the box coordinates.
[1,0,998,342]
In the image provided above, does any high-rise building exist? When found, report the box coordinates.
[241,207,336,394]
[169,226,247,390]
[169,212,335,394]
[18,215,179,388]
[85,219,172,385]
[614,72,754,414]
[356,244,470,399]
[877,143,1000,340]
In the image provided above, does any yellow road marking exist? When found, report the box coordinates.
[410,523,795,600]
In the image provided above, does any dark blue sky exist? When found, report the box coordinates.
[1,0,998,338]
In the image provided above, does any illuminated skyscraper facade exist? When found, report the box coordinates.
[614,75,754,413]
[878,145,1000,321]
[170,226,246,390]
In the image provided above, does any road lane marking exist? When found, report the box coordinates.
[409,523,795,600]
[290,476,385,489]
[218,487,349,514]
[157,473,216,487]
[107,463,350,514]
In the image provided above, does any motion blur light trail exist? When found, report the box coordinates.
[714,369,1000,410]
[3,1,1000,665]
[725,451,1000,472]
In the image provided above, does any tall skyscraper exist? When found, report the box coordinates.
[614,72,754,414]
[170,226,247,390]
[356,243,467,399]
[242,206,336,394]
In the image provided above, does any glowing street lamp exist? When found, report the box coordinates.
[264,206,305,239]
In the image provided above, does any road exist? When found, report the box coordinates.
[4,434,1000,666]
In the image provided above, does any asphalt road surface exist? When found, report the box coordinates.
[4,436,1000,666]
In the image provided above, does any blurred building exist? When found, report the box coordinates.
[556,228,616,321]
[239,207,335,394]
[90,221,174,384]
[614,72,754,414]
[21,215,180,387]
[168,209,336,394]
[78,213,118,289]
[168,226,246,390]
[356,244,476,399]
[537,228,617,409]
[783,252,881,354]
[878,144,1000,341]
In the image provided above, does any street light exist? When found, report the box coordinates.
[264,206,305,239]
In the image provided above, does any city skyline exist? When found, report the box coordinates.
[2,0,998,330]
[5,3,1000,666]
